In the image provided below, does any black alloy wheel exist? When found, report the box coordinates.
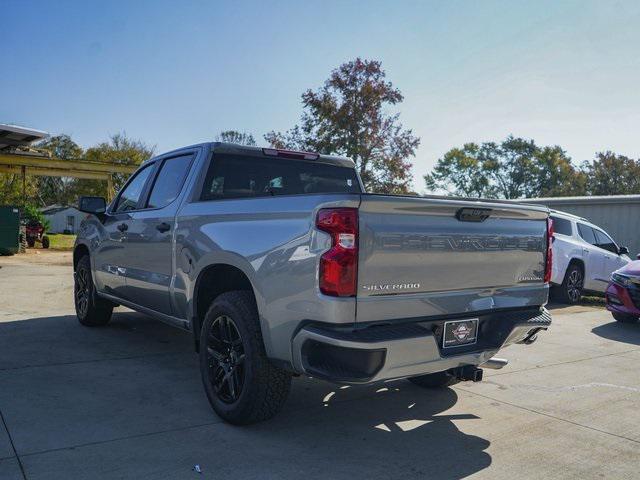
[74,254,113,326]
[199,291,292,424]
[206,314,246,404]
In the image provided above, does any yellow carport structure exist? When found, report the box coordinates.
[0,124,139,202]
[0,152,137,201]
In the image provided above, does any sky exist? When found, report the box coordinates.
[2,0,639,191]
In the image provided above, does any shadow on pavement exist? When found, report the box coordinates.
[591,321,640,346]
[0,312,193,370]
[257,384,492,479]
[0,313,491,479]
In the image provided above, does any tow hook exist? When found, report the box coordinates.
[452,365,483,382]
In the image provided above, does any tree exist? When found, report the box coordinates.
[424,143,494,197]
[425,136,586,199]
[74,133,154,198]
[484,136,539,199]
[36,134,83,160]
[534,146,586,197]
[264,58,420,193]
[215,130,256,146]
[34,134,84,206]
[583,152,640,195]
[0,174,38,206]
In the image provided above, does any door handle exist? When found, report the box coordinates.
[117,223,128,232]
[156,222,171,233]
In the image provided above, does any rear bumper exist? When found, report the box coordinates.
[291,308,551,384]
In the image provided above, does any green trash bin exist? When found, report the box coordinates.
[0,205,20,255]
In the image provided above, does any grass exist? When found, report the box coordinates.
[581,295,606,306]
[46,233,76,250]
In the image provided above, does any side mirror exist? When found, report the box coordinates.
[637,253,640,260]
[78,196,107,215]
[618,246,629,256]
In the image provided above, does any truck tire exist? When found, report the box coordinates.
[408,371,459,388]
[199,291,292,425]
[42,235,50,249]
[612,312,638,323]
[555,263,583,304]
[74,254,113,326]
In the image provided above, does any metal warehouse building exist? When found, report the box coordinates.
[520,195,640,258]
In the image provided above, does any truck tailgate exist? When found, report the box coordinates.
[356,195,549,322]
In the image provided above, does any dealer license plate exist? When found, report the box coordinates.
[443,319,478,348]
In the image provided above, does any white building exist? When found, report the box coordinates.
[41,205,86,234]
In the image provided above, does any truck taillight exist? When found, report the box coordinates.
[544,217,554,284]
[316,208,358,297]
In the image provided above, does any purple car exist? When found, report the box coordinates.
[606,260,640,323]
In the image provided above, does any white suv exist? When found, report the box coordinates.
[550,210,631,303]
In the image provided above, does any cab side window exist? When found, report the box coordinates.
[594,229,618,254]
[146,155,193,209]
[113,164,154,213]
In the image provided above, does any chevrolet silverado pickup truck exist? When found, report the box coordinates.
[74,143,553,424]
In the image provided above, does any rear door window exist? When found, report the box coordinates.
[146,154,193,209]
[200,154,361,200]
[577,223,597,246]
[550,216,572,236]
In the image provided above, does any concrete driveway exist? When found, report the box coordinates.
[1,251,639,479]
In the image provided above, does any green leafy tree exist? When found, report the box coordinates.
[583,152,640,195]
[425,136,586,199]
[0,174,38,206]
[483,136,539,199]
[34,134,84,206]
[215,130,256,146]
[424,143,495,197]
[265,58,420,193]
[73,133,154,199]
[534,146,586,197]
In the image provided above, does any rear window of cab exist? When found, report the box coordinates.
[200,154,361,200]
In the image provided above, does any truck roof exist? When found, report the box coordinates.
[209,142,356,169]
[148,142,356,170]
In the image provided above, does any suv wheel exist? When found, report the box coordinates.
[199,291,292,425]
[612,312,638,324]
[408,371,458,388]
[74,254,113,326]
[556,263,583,304]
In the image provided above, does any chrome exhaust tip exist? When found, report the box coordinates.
[482,357,509,370]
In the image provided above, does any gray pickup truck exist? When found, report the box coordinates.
[74,143,552,424]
